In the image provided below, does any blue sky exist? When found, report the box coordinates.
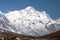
[0,0,60,19]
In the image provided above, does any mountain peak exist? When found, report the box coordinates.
[5,6,53,24]
[26,6,35,9]
[25,6,36,11]
[3,6,60,36]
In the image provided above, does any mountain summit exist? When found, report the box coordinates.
[0,6,60,36]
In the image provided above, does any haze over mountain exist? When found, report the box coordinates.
[0,6,60,37]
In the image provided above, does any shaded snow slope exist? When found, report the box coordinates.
[0,6,60,36]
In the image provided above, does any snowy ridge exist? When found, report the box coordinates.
[0,6,60,36]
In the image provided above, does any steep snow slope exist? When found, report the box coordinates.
[56,18,60,23]
[5,7,54,25]
[0,11,10,31]
[0,6,60,36]
[0,11,21,33]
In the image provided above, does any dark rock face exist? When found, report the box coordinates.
[0,31,60,40]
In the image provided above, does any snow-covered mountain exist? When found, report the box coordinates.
[0,6,60,37]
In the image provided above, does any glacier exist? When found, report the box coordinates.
[0,6,60,37]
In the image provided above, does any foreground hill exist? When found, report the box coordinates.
[0,30,60,40]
